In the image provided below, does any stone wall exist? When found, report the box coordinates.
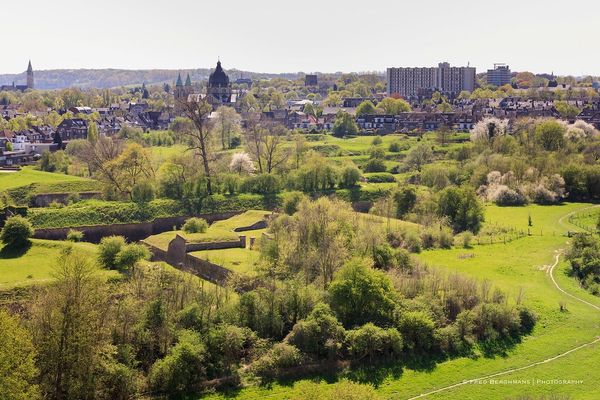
[183,254,233,285]
[185,236,246,252]
[33,211,241,243]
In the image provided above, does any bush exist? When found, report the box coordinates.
[250,343,303,379]
[240,174,281,194]
[460,231,473,248]
[98,235,126,269]
[371,136,383,145]
[131,181,155,203]
[366,173,395,183]
[148,330,207,396]
[282,191,307,215]
[388,142,401,152]
[115,243,150,271]
[339,166,361,188]
[345,323,403,361]
[182,217,208,234]
[66,229,84,242]
[363,159,387,173]
[0,215,33,248]
[396,311,435,351]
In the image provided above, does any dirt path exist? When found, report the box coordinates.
[406,212,600,400]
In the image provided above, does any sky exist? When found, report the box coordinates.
[2,0,599,76]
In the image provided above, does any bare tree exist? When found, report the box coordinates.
[177,97,215,194]
[243,116,289,174]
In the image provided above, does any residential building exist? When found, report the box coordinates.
[55,118,88,142]
[487,64,511,87]
[305,74,318,86]
[387,62,476,98]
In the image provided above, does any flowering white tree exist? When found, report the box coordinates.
[470,117,509,142]
[229,152,255,175]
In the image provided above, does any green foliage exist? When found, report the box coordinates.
[393,187,417,218]
[98,235,126,269]
[437,186,485,233]
[345,323,403,361]
[535,119,566,151]
[0,215,33,248]
[0,310,40,400]
[396,311,436,351]
[332,112,359,137]
[282,191,307,215]
[339,166,362,188]
[38,150,69,173]
[329,260,397,328]
[371,136,383,146]
[376,97,411,114]
[286,303,346,359]
[249,343,303,379]
[363,158,387,173]
[148,330,207,396]
[131,181,155,203]
[365,172,395,183]
[114,243,150,271]
[566,233,600,295]
[182,217,209,234]
[66,229,84,242]
[356,100,376,116]
[240,174,281,194]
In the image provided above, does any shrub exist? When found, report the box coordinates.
[373,244,395,270]
[0,215,33,248]
[366,173,395,183]
[115,243,150,271]
[182,217,208,234]
[66,229,84,242]
[388,142,402,152]
[371,136,383,146]
[396,311,435,351]
[461,231,473,248]
[148,330,207,396]
[131,181,156,203]
[98,235,126,269]
[345,323,403,361]
[339,166,362,188]
[285,303,346,359]
[363,158,387,173]
[250,343,303,379]
[282,191,307,215]
[240,174,281,194]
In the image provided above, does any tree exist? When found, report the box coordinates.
[243,117,289,174]
[87,121,99,144]
[376,97,411,114]
[213,106,241,149]
[102,142,154,200]
[98,235,126,269]
[332,111,359,137]
[229,152,256,174]
[328,259,398,327]
[438,186,485,233]
[0,215,33,248]
[178,97,215,194]
[345,323,403,361]
[31,248,113,399]
[555,101,581,119]
[535,119,566,151]
[0,310,40,400]
[394,187,417,218]
[356,100,376,116]
[148,330,207,396]
[405,144,433,171]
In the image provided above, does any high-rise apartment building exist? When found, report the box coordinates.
[486,64,511,87]
[387,62,476,98]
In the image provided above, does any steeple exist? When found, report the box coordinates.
[176,73,183,87]
[26,60,34,89]
[185,73,192,87]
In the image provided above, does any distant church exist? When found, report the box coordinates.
[1,60,34,92]
[174,60,236,110]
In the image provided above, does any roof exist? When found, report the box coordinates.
[208,61,230,88]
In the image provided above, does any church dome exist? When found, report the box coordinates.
[208,61,230,87]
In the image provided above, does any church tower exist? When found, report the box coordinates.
[26,60,34,89]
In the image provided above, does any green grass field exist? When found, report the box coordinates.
[0,167,93,192]
[204,202,600,400]
[0,239,119,290]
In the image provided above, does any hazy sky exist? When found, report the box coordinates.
[2,0,599,76]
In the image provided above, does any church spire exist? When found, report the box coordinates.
[185,73,192,86]
[176,73,183,87]
[26,60,34,89]
[27,60,33,73]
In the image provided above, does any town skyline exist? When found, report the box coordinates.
[3,0,599,77]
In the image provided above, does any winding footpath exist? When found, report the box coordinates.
[406,208,600,400]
